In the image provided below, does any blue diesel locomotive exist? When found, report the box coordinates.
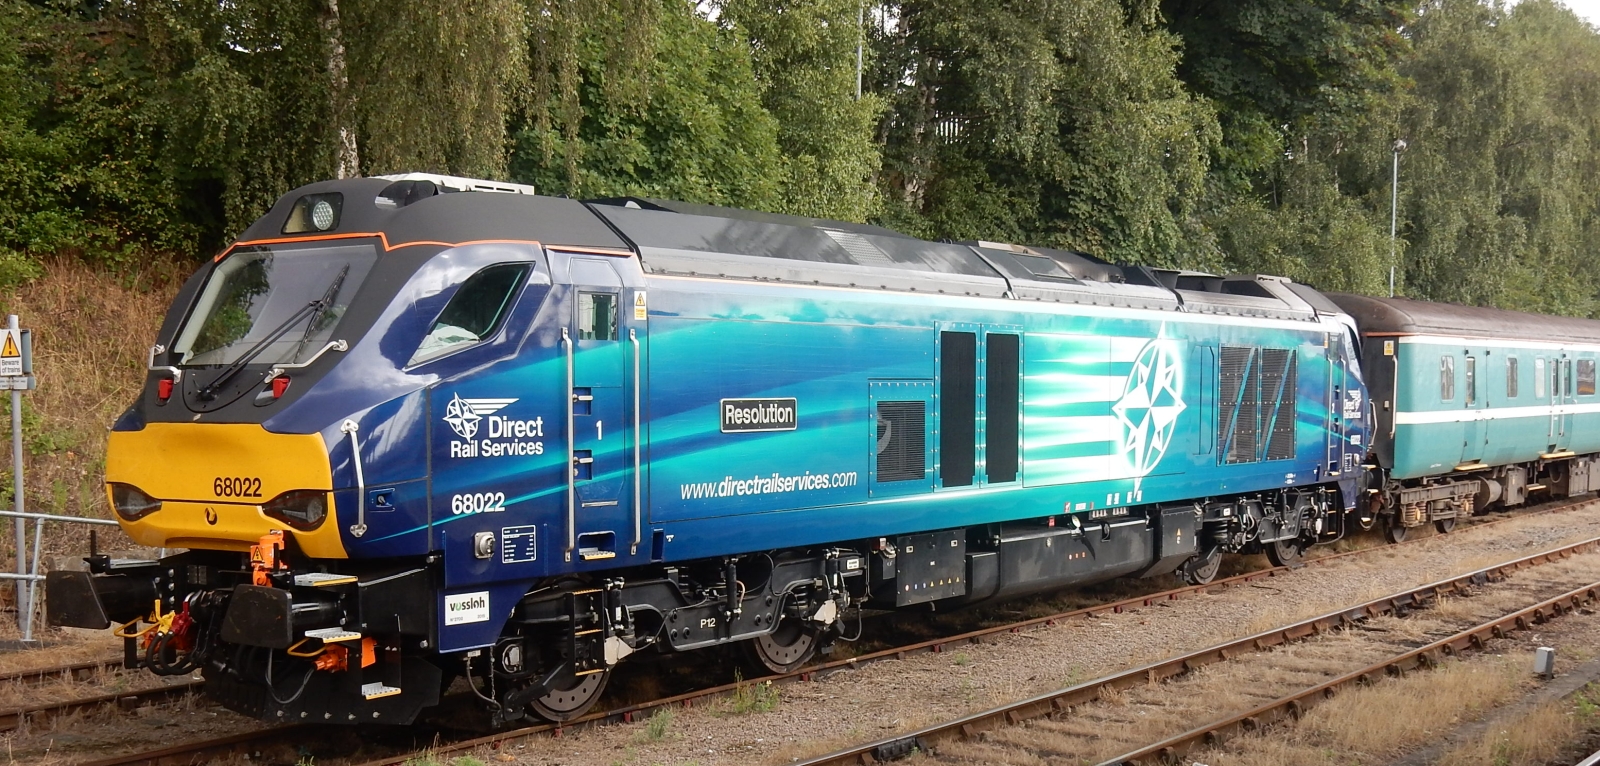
[50,174,1375,724]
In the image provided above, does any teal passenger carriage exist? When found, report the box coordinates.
[1332,295,1600,541]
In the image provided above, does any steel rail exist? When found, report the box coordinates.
[65,496,1600,766]
[1098,578,1600,765]
[791,533,1600,766]
[346,510,1600,766]
[17,495,1580,697]
[0,657,120,686]
[75,725,307,766]
[0,677,203,733]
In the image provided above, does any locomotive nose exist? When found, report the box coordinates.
[104,423,348,558]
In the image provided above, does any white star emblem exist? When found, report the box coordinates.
[1113,337,1186,479]
[443,394,482,439]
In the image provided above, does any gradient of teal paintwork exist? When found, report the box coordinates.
[1389,339,1600,479]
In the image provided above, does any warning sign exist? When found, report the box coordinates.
[0,330,20,377]
[633,291,647,321]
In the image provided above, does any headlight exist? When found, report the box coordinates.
[109,483,162,521]
[281,193,343,234]
[262,489,328,531]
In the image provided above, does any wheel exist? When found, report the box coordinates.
[745,617,820,675]
[1384,522,1408,544]
[1265,538,1303,567]
[527,668,610,722]
[1178,546,1223,585]
[1434,516,1457,534]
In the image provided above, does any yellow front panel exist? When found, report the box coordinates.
[105,423,347,558]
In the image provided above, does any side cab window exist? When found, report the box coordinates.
[409,263,531,366]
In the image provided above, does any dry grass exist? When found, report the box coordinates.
[1197,652,1532,765]
[1436,698,1583,766]
[0,258,179,635]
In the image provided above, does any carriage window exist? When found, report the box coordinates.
[1564,359,1574,398]
[1440,355,1455,401]
[1506,357,1518,398]
[579,292,618,340]
[1536,358,1547,398]
[409,263,529,365]
[1465,356,1476,405]
[1581,360,1596,396]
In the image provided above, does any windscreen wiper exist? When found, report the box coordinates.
[294,265,350,360]
[195,300,324,400]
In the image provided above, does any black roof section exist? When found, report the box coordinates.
[1329,293,1600,345]
[236,178,1337,322]
[584,199,1326,318]
[235,177,629,251]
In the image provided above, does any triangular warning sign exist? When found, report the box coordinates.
[0,333,18,359]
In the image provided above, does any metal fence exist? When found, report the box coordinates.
[3,313,121,642]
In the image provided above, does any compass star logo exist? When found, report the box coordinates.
[442,394,517,439]
[1112,338,1186,478]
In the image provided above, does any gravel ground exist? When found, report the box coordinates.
[928,550,1600,765]
[462,501,1600,766]
[1185,567,1600,766]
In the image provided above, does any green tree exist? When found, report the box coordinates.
[719,0,883,222]
[1157,0,1412,185]
[511,0,784,209]
[1396,0,1600,316]
[872,0,1219,268]
[0,0,208,259]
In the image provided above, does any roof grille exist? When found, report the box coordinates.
[822,229,896,268]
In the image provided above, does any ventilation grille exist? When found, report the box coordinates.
[1261,349,1298,461]
[1219,346,1298,464]
[823,229,896,267]
[1220,346,1257,464]
[876,401,927,482]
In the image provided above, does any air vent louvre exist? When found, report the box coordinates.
[876,401,926,482]
[823,229,896,267]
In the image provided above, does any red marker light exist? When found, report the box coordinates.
[271,376,291,398]
[157,378,174,401]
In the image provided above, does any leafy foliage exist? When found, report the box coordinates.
[873,0,1219,268]
[5,0,1600,320]
[511,0,784,208]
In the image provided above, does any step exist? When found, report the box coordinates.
[362,682,402,700]
[303,627,361,643]
[294,573,358,587]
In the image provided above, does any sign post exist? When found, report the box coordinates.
[3,315,36,638]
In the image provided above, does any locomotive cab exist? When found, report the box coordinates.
[47,175,653,723]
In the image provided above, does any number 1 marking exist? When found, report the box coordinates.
[596,420,603,440]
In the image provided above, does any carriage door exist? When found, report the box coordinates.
[565,257,631,562]
[1461,354,1484,465]
[1557,356,1574,450]
[1325,335,1345,478]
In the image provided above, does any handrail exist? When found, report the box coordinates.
[266,339,348,378]
[342,420,367,537]
[563,328,576,563]
[147,344,182,385]
[630,328,641,555]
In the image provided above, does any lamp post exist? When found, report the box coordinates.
[1389,138,1408,298]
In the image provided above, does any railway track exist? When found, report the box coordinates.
[795,541,1600,766]
[0,676,202,733]
[1096,580,1600,765]
[0,658,122,687]
[37,496,1600,766]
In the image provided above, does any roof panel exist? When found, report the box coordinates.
[1329,293,1600,344]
